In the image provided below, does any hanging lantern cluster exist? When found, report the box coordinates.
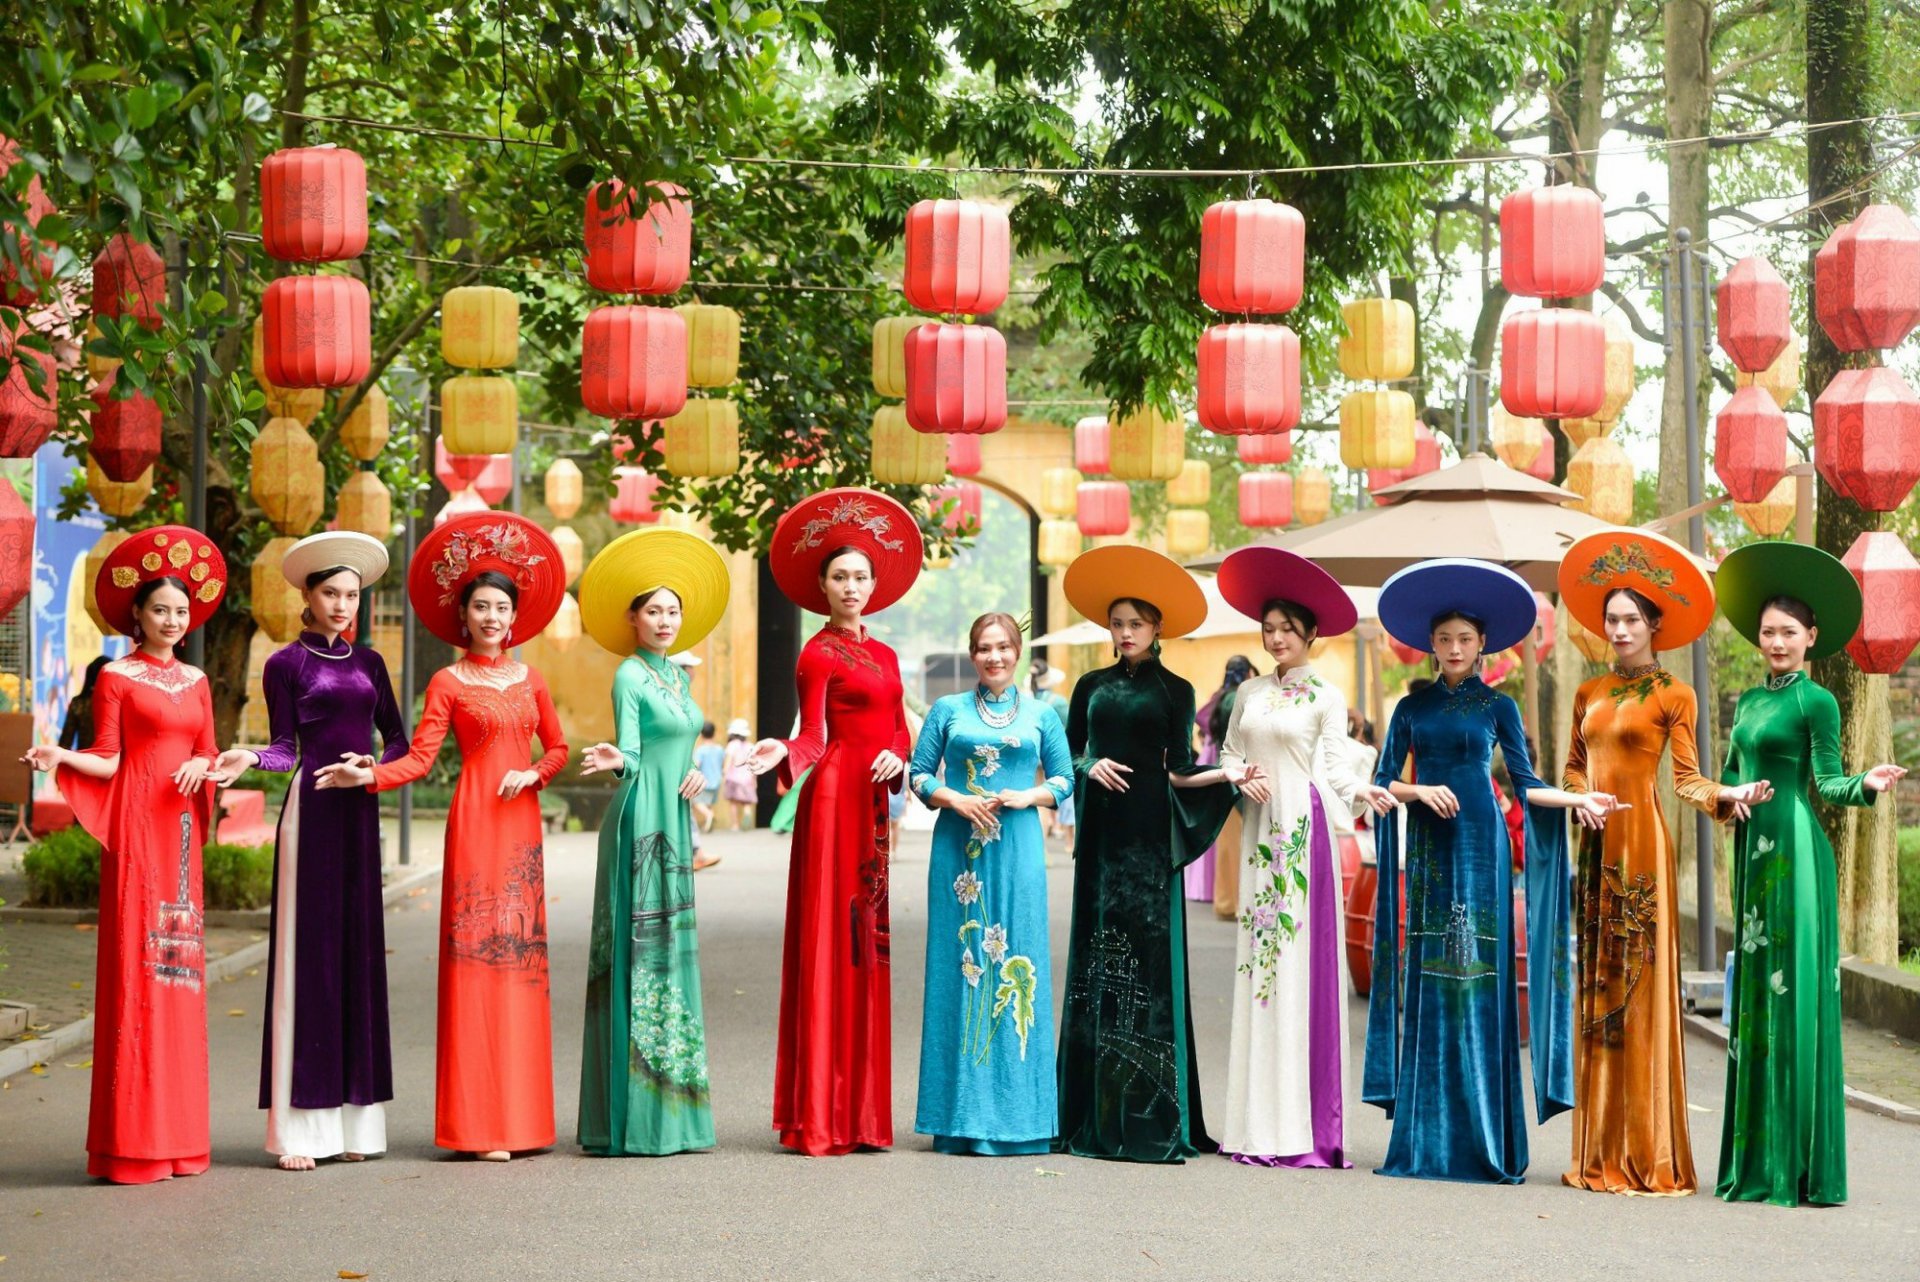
[86,371,160,481]
[901,200,1010,437]
[1076,479,1130,537]
[1164,459,1211,558]
[1237,431,1290,466]
[1814,366,1920,511]
[1498,186,1606,422]
[1038,466,1082,567]
[259,146,371,389]
[1,137,57,305]
[80,235,163,472]
[440,285,520,458]
[433,439,510,505]
[1109,404,1186,481]
[1816,205,1920,351]
[252,537,305,643]
[1736,334,1800,409]
[1238,471,1292,529]
[1555,315,1637,448]
[1732,471,1796,537]
[540,457,586,585]
[1564,435,1634,525]
[1842,531,1920,674]
[870,317,974,483]
[582,180,691,431]
[1195,198,1303,440]
[1710,256,1792,504]
[0,316,57,457]
[250,318,325,425]
[86,454,152,518]
[1337,298,1415,473]
[252,416,327,535]
[1811,208,1920,513]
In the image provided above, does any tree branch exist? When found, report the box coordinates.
[1599,281,1663,345]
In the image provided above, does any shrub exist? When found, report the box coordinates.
[22,827,102,907]
[202,841,275,911]
[1899,827,1920,959]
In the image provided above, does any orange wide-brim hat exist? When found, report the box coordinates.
[93,525,229,637]
[1063,544,1208,640]
[768,487,924,616]
[1558,528,1715,651]
[407,512,566,648]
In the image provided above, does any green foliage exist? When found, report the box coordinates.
[21,826,102,908]
[1899,826,1920,959]
[202,841,274,910]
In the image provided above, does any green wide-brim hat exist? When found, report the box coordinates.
[1715,541,1861,660]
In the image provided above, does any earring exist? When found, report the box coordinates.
[460,623,470,640]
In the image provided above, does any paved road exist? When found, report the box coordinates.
[3,826,1918,1281]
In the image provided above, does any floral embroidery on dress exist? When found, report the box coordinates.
[1603,667,1675,706]
[1238,813,1311,1005]
[630,966,710,1103]
[953,869,982,904]
[817,628,882,677]
[1436,680,1498,717]
[1260,672,1322,714]
[109,656,206,704]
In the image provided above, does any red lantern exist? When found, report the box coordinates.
[1842,531,1920,674]
[584,181,691,295]
[1074,416,1111,475]
[902,323,1006,435]
[947,432,982,477]
[1500,309,1605,420]
[610,467,663,524]
[470,454,513,505]
[1715,256,1791,373]
[1533,592,1556,663]
[933,481,983,536]
[1524,421,1555,481]
[434,486,490,527]
[582,305,688,421]
[1385,636,1426,666]
[1713,386,1789,503]
[1237,471,1292,528]
[0,319,55,457]
[433,438,489,491]
[1818,205,1920,351]
[902,199,1010,316]
[1198,199,1304,315]
[93,233,166,330]
[1237,431,1292,466]
[1075,480,1130,537]
[0,137,56,305]
[260,146,368,263]
[1814,366,1920,511]
[0,480,30,616]
[263,274,371,387]
[779,425,832,471]
[1196,323,1300,435]
[89,370,162,481]
[1499,186,1604,299]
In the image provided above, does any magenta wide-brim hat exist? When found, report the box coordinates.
[1216,547,1358,638]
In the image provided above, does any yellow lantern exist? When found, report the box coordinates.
[1040,467,1081,519]
[869,404,946,485]
[251,537,304,643]
[250,416,326,535]
[1167,459,1211,508]
[1564,607,1614,663]
[1038,518,1080,567]
[1597,313,1636,422]
[1490,405,1543,471]
[250,317,325,425]
[86,457,152,518]
[1295,467,1332,526]
[871,317,918,398]
[1338,391,1415,469]
[1337,298,1416,382]
[334,470,392,540]
[658,510,701,533]
[83,530,133,633]
[85,319,121,381]
[661,397,741,478]
[548,591,583,652]
[1732,471,1797,537]
[545,459,584,520]
[678,303,741,389]
[1736,333,1800,410]
[340,384,389,461]
[1564,436,1634,525]
[1109,405,1185,481]
[441,374,517,456]
[1166,508,1211,558]
[441,286,519,369]
[924,549,953,571]
[551,524,585,586]
[1559,415,1613,448]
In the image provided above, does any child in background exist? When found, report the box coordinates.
[693,721,723,835]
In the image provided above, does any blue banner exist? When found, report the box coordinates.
[30,443,125,757]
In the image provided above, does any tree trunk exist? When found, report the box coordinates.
[1807,0,1896,963]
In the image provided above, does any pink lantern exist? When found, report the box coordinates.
[1713,386,1789,503]
[1196,323,1300,435]
[1198,199,1304,315]
[434,486,490,526]
[902,323,1006,435]
[88,370,163,481]
[1237,431,1292,466]
[0,319,56,457]
[1842,532,1920,673]
[1715,256,1792,373]
[1525,422,1556,481]
[1500,309,1605,420]
[903,199,1011,316]
[1074,416,1111,474]
[262,274,371,388]
[1818,205,1920,351]
[432,439,505,493]
[1385,636,1426,666]
[1237,471,1292,528]
[93,233,167,330]
[260,146,369,263]
[932,481,983,536]
[469,454,513,505]
[1532,592,1556,662]
[610,467,663,524]
[1075,480,1130,537]
[584,181,691,296]
[1814,367,1920,511]
[946,432,982,477]
[581,305,688,421]
[1500,186,1605,299]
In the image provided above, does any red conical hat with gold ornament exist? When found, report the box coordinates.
[92,525,229,636]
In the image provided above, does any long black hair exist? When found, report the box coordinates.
[1207,654,1258,744]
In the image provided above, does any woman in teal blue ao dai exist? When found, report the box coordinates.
[910,614,1073,1154]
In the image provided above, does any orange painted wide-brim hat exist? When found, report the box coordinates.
[407,512,566,648]
[1559,528,1715,651]
[93,524,229,637]
[1063,544,1208,640]
[768,487,924,616]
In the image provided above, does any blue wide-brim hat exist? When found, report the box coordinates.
[1378,558,1538,654]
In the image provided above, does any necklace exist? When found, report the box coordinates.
[300,638,350,661]
[1765,670,1803,691]
[975,684,1019,729]
[1611,661,1659,680]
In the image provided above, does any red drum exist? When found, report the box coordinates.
[1337,834,1362,906]
[1344,853,1404,997]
